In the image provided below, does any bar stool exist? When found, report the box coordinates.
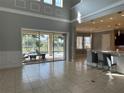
[92,52,98,67]
[102,53,111,70]
[97,52,104,68]
[106,57,117,72]
[103,53,117,72]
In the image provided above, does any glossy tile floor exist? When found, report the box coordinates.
[0,61,124,93]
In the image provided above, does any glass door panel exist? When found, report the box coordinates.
[39,34,54,62]
[53,34,65,61]
[22,31,39,61]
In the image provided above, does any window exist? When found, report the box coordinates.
[76,36,92,49]
[32,0,40,2]
[55,0,63,7]
[44,0,52,5]
[84,36,91,49]
[76,36,83,49]
[36,0,40,1]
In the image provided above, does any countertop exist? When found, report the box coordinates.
[92,50,124,56]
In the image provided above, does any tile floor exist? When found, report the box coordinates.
[0,61,124,93]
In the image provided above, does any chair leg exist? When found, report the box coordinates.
[96,63,98,68]
[109,67,112,71]
[111,65,117,72]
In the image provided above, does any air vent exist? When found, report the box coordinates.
[15,0,26,8]
[30,2,40,12]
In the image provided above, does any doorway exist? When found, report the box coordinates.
[21,30,66,63]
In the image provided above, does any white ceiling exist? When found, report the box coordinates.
[72,0,124,33]
[73,0,122,17]
[76,11,124,33]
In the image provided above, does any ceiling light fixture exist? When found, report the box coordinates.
[108,25,111,27]
[100,20,104,22]
[77,11,82,24]
[92,21,95,24]
[118,30,120,36]
[109,17,113,20]
[121,14,124,17]
[118,23,121,26]
[91,20,95,24]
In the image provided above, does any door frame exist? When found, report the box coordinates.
[21,28,69,62]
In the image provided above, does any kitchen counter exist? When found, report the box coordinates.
[87,50,124,74]
[96,51,124,74]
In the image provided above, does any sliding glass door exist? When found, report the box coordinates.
[22,31,66,63]
[22,31,39,61]
[53,34,65,61]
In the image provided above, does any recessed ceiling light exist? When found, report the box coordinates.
[109,17,113,20]
[92,21,95,24]
[100,20,104,22]
[121,14,124,16]
[108,25,111,27]
[118,23,121,26]
[91,20,96,24]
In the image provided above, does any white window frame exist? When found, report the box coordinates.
[30,0,40,2]
[43,0,53,5]
[55,0,63,8]
[76,35,92,49]
[36,0,41,1]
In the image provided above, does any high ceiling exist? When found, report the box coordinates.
[76,11,124,33]
[72,0,124,33]
[77,0,121,15]
[72,0,123,19]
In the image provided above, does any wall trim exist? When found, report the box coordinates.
[21,28,68,34]
[0,6,71,23]
[71,0,124,23]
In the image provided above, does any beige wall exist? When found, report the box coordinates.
[92,30,115,51]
